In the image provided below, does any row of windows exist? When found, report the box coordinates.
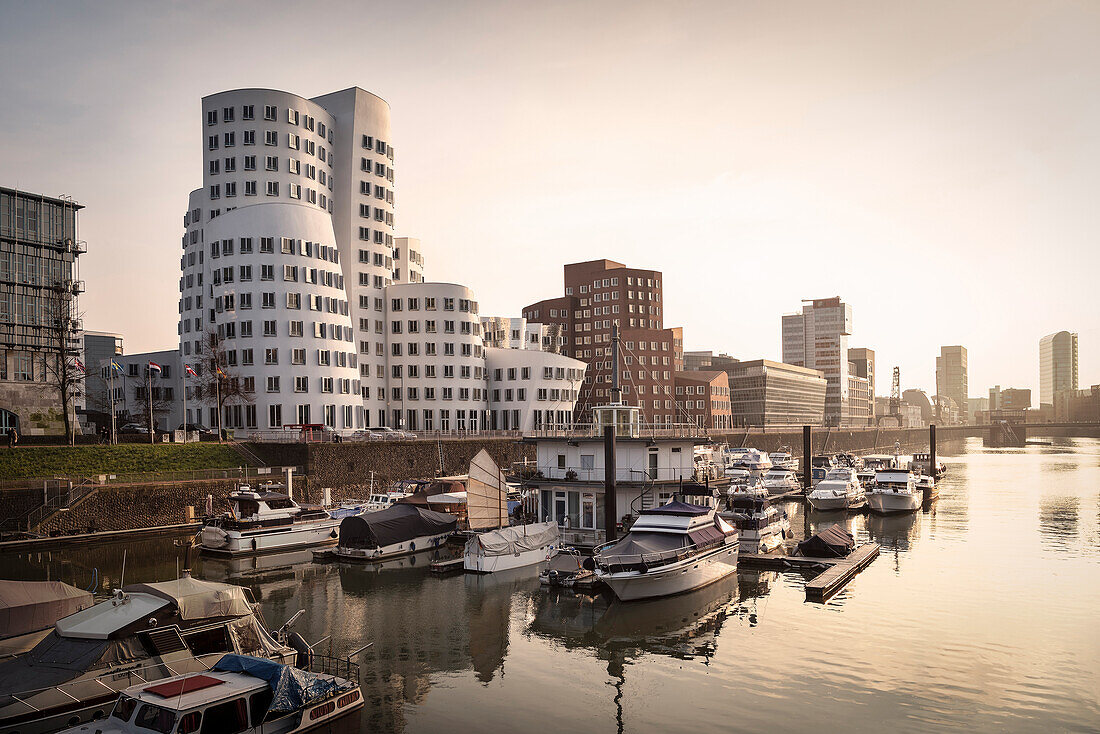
[357,227,394,246]
[388,342,483,359]
[207,130,331,163]
[357,181,395,204]
[360,135,393,160]
[208,155,331,187]
[675,384,729,396]
[206,180,329,207]
[391,363,484,380]
[390,386,485,402]
[390,319,480,336]
[490,366,582,382]
[360,157,394,182]
[390,296,478,314]
[203,237,340,264]
[207,103,332,139]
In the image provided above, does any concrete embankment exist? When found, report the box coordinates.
[1,429,958,546]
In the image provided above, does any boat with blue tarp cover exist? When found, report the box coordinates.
[55,654,362,734]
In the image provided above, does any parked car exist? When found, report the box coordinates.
[175,422,214,435]
[349,429,384,442]
[119,422,150,435]
[375,426,416,440]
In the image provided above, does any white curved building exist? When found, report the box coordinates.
[179,87,396,433]
[484,347,585,431]
[384,282,488,431]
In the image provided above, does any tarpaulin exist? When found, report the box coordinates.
[124,577,252,620]
[794,524,855,558]
[469,522,558,557]
[212,654,352,715]
[338,504,456,549]
[0,580,92,639]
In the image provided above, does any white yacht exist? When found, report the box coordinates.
[56,654,362,734]
[807,467,866,511]
[464,522,559,573]
[593,501,739,601]
[762,469,800,495]
[770,449,798,472]
[735,449,772,473]
[866,470,922,514]
[201,485,341,555]
[720,495,791,553]
[727,475,768,500]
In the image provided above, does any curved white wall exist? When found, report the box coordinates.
[384,282,487,431]
[202,202,360,433]
[484,347,586,432]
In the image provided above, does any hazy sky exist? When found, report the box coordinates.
[2,0,1097,399]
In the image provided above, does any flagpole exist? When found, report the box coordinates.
[109,364,116,445]
[148,366,154,445]
[215,372,223,443]
[182,368,187,444]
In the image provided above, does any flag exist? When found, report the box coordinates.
[147,362,162,373]
[110,360,122,372]
[216,366,226,377]
[185,364,198,377]
[74,359,85,372]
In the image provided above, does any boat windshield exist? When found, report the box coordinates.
[134,702,177,734]
[112,695,139,722]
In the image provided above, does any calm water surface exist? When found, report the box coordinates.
[4,437,1099,733]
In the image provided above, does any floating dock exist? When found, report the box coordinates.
[739,543,880,602]
[429,557,465,574]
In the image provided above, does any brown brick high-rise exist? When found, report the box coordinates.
[523,259,684,425]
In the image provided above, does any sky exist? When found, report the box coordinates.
[2,0,1098,399]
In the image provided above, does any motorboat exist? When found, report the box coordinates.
[362,490,413,513]
[833,452,864,470]
[761,469,800,495]
[332,503,456,562]
[0,580,92,659]
[464,522,559,573]
[539,548,595,588]
[807,467,866,511]
[910,453,946,477]
[916,474,938,503]
[866,470,922,514]
[201,485,341,555]
[770,449,798,472]
[725,467,752,483]
[809,455,835,487]
[726,475,768,500]
[720,495,791,553]
[593,501,739,601]
[56,653,362,734]
[734,448,772,473]
[0,575,295,734]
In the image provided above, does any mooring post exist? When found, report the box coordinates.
[604,425,617,542]
[802,425,812,490]
[929,424,938,478]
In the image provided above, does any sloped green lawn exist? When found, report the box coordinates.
[0,444,250,479]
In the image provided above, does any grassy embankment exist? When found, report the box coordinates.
[0,443,250,479]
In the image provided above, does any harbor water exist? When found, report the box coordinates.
[3,437,1099,733]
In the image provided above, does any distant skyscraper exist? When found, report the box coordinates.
[1039,331,1078,408]
[935,345,968,422]
[783,297,854,426]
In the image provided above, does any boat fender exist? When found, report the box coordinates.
[330,530,338,539]
[638,563,649,574]
[251,538,258,551]
[582,557,595,571]
[409,541,416,552]
[288,632,313,669]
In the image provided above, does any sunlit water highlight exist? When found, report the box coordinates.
[3,437,1098,733]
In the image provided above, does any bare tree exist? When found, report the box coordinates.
[38,283,84,445]
[193,330,253,439]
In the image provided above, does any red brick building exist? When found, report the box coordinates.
[522,259,684,424]
[674,371,732,431]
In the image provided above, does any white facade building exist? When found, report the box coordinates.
[484,347,584,432]
[782,297,855,426]
[176,86,581,437]
[481,316,565,353]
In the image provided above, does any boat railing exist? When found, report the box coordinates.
[306,654,361,685]
[596,536,730,575]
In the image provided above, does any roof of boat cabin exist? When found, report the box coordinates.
[639,500,711,516]
[128,670,265,708]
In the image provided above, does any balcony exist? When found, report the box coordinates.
[70,280,85,294]
[532,465,694,483]
[525,422,707,440]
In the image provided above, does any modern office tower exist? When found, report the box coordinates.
[725,359,827,426]
[847,347,875,419]
[989,385,1031,411]
[673,370,732,431]
[522,259,684,425]
[0,186,85,436]
[935,345,968,422]
[392,237,425,284]
[1039,331,1078,408]
[782,297,853,426]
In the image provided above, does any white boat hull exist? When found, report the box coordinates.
[597,540,739,602]
[867,491,921,514]
[333,531,452,562]
[201,518,340,555]
[807,493,866,512]
[464,543,556,573]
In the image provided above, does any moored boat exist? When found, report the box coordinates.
[866,470,922,514]
[55,653,362,734]
[464,522,559,573]
[770,448,798,472]
[201,485,341,555]
[916,474,938,503]
[593,501,739,602]
[332,503,456,562]
[720,495,791,553]
[762,469,800,495]
[807,467,865,512]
